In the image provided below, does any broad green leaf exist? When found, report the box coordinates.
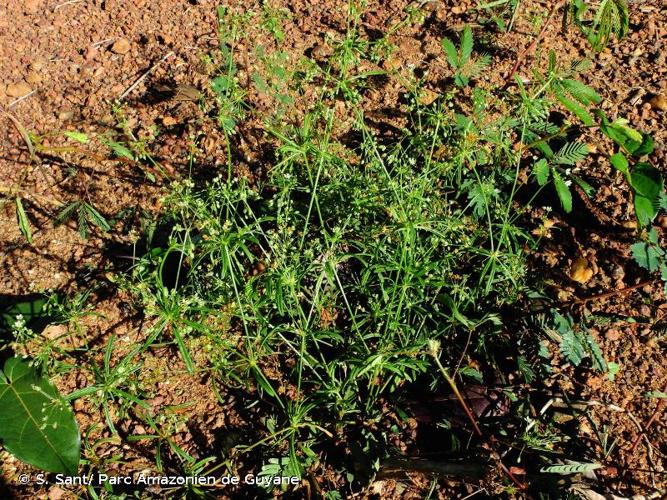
[460,25,473,64]
[634,194,658,227]
[459,366,483,383]
[63,131,89,144]
[552,171,572,212]
[0,296,49,330]
[609,152,628,175]
[441,38,458,68]
[15,197,32,244]
[0,357,80,474]
[632,133,654,156]
[533,159,550,186]
[630,163,663,200]
[631,241,661,272]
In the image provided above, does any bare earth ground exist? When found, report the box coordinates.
[0,0,665,498]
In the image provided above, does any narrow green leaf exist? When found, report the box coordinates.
[553,142,589,165]
[83,203,111,232]
[0,358,80,474]
[555,91,594,126]
[99,136,134,160]
[560,330,585,366]
[16,197,32,244]
[533,159,550,186]
[552,171,573,212]
[54,201,81,226]
[441,38,458,68]
[63,131,90,144]
[541,463,602,474]
[460,25,473,64]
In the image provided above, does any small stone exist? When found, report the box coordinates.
[58,109,74,121]
[383,56,402,71]
[84,46,98,61]
[310,43,331,61]
[5,82,32,98]
[30,58,47,71]
[605,329,622,341]
[419,88,439,106]
[158,33,174,46]
[648,94,667,112]
[43,324,67,340]
[48,486,66,500]
[569,256,594,284]
[25,70,41,85]
[111,38,131,55]
[162,115,178,126]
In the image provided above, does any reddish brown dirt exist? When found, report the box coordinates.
[1,0,665,498]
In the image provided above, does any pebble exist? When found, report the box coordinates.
[310,42,330,61]
[30,58,47,72]
[570,256,594,284]
[84,46,98,61]
[25,70,41,85]
[5,81,32,97]
[47,486,66,500]
[649,94,666,112]
[111,37,131,55]
[162,115,178,126]
[605,329,622,341]
[58,109,74,121]
[419,88,439,106]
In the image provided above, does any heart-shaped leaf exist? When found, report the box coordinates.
[0,357,80,474]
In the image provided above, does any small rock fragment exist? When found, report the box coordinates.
[5,82,32,98]
[419,88,439,106]
[47,486,66,500]
[58,109,74,121]
[84,46,98,61]
[30,58,47,71]
[111,38,131,55]
[162,115,178,126]
[25,70,41,85]
[569,256,594,283]
[649,94,666,112]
